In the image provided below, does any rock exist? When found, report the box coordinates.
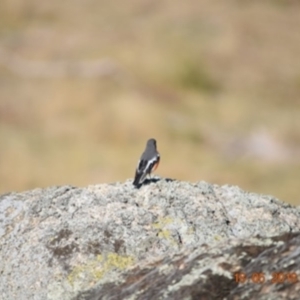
[0,178,300,300]
[76,232,300,300]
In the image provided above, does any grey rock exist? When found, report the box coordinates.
[0,178,300,300]
[76,232,300,300]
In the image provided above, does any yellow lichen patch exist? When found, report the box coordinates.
[67,253,134,286]
[102,253,134,270]
[187,226,195,235]
[214,235,222,241]
[158,229,171,239]
[153,217,180,246]
[153,216,174,229]
[157,229,178,246]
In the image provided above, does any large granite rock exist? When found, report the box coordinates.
[1,178,300,300]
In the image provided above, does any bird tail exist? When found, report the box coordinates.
[133,171,146,187]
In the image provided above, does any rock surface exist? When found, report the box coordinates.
[0,178,300,300]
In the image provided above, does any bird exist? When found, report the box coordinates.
[133,138,160,187]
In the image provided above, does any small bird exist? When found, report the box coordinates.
[133,138,160,187]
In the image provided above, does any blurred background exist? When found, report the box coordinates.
[0,0,299,204]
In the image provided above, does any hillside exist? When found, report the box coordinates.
[0,0,300,204]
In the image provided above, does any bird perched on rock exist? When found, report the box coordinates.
[133,138,160,187]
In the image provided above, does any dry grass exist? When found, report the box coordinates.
[0,0,300,204]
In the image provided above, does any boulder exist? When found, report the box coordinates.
[1,178,299,299]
